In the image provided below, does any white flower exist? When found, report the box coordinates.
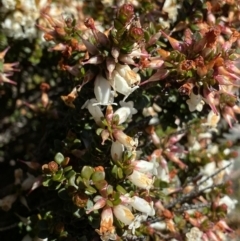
[128,214,147,234]
[111,141,124,161]
[131,160,154,174]
[186,227,203,241]
[113,204,134,225]
[149,221,167,230]
[113,101,137,124]
[2,0,16,10]
[110,64,140,101]
[127,170,153,190]
[186,92,204,112]
[219,195,238,213]
[162,0,180,23]
[94,74,115,106]
[130,196,155,216]
[196,175,213,193]
[82,99,104,126]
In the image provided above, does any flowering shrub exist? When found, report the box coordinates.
[0,0,240,241]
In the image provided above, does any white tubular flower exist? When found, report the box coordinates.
[111,141,124,161]
[113,204,134,225]
[113,130,137,151]
[219,195,238,213]
[127,170,153,190]
[131,160,154,174]
[82,99,104,126]
[149,221,167,230]
[95,207,117,241]
[186,92,204,112]
[130,196,155,216]
[94,74,115,106]
[114,101,137,124]
[110,64,140,101]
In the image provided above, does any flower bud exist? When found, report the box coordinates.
[48,161,58,173]
[113,130,137,151]
[117,4,134,25]
[111,141,124,161]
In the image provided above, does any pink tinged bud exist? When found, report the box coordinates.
[146,58,164,69]
[164,151,187,170]
[218,66,239,80]
[113,204,134,225]
[131,160,154,173]
[106,57,116,79]
[207,13,216,24]
[203,88,218,114]
[216,220,233,232]
[206,231,220,241]
[48,43,67,52]
[0,73,17,85]
[111,47,120,61]
[93,74,115,106]
[127,170,153,190]
[222,105,236,128]
[86,197,106,214]
[113,130,137,151]
[225,61,240,75]
[96,207,116,239]
[130,196,155,216]
[0,47,10,59]
[119,54,137,65]
[101,129,110,145]
[82,55,104,65]
[111,141,124,161]
[140,68,169,86]
[64,64,80,76]
[3,62,19,72]
[82,99,104,126]
[161,31,182,51]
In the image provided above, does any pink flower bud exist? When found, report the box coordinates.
[113,130,137,151]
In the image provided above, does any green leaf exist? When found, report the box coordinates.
[54,152,64,165]
[91,171,105,182]
[81,166,94,180]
